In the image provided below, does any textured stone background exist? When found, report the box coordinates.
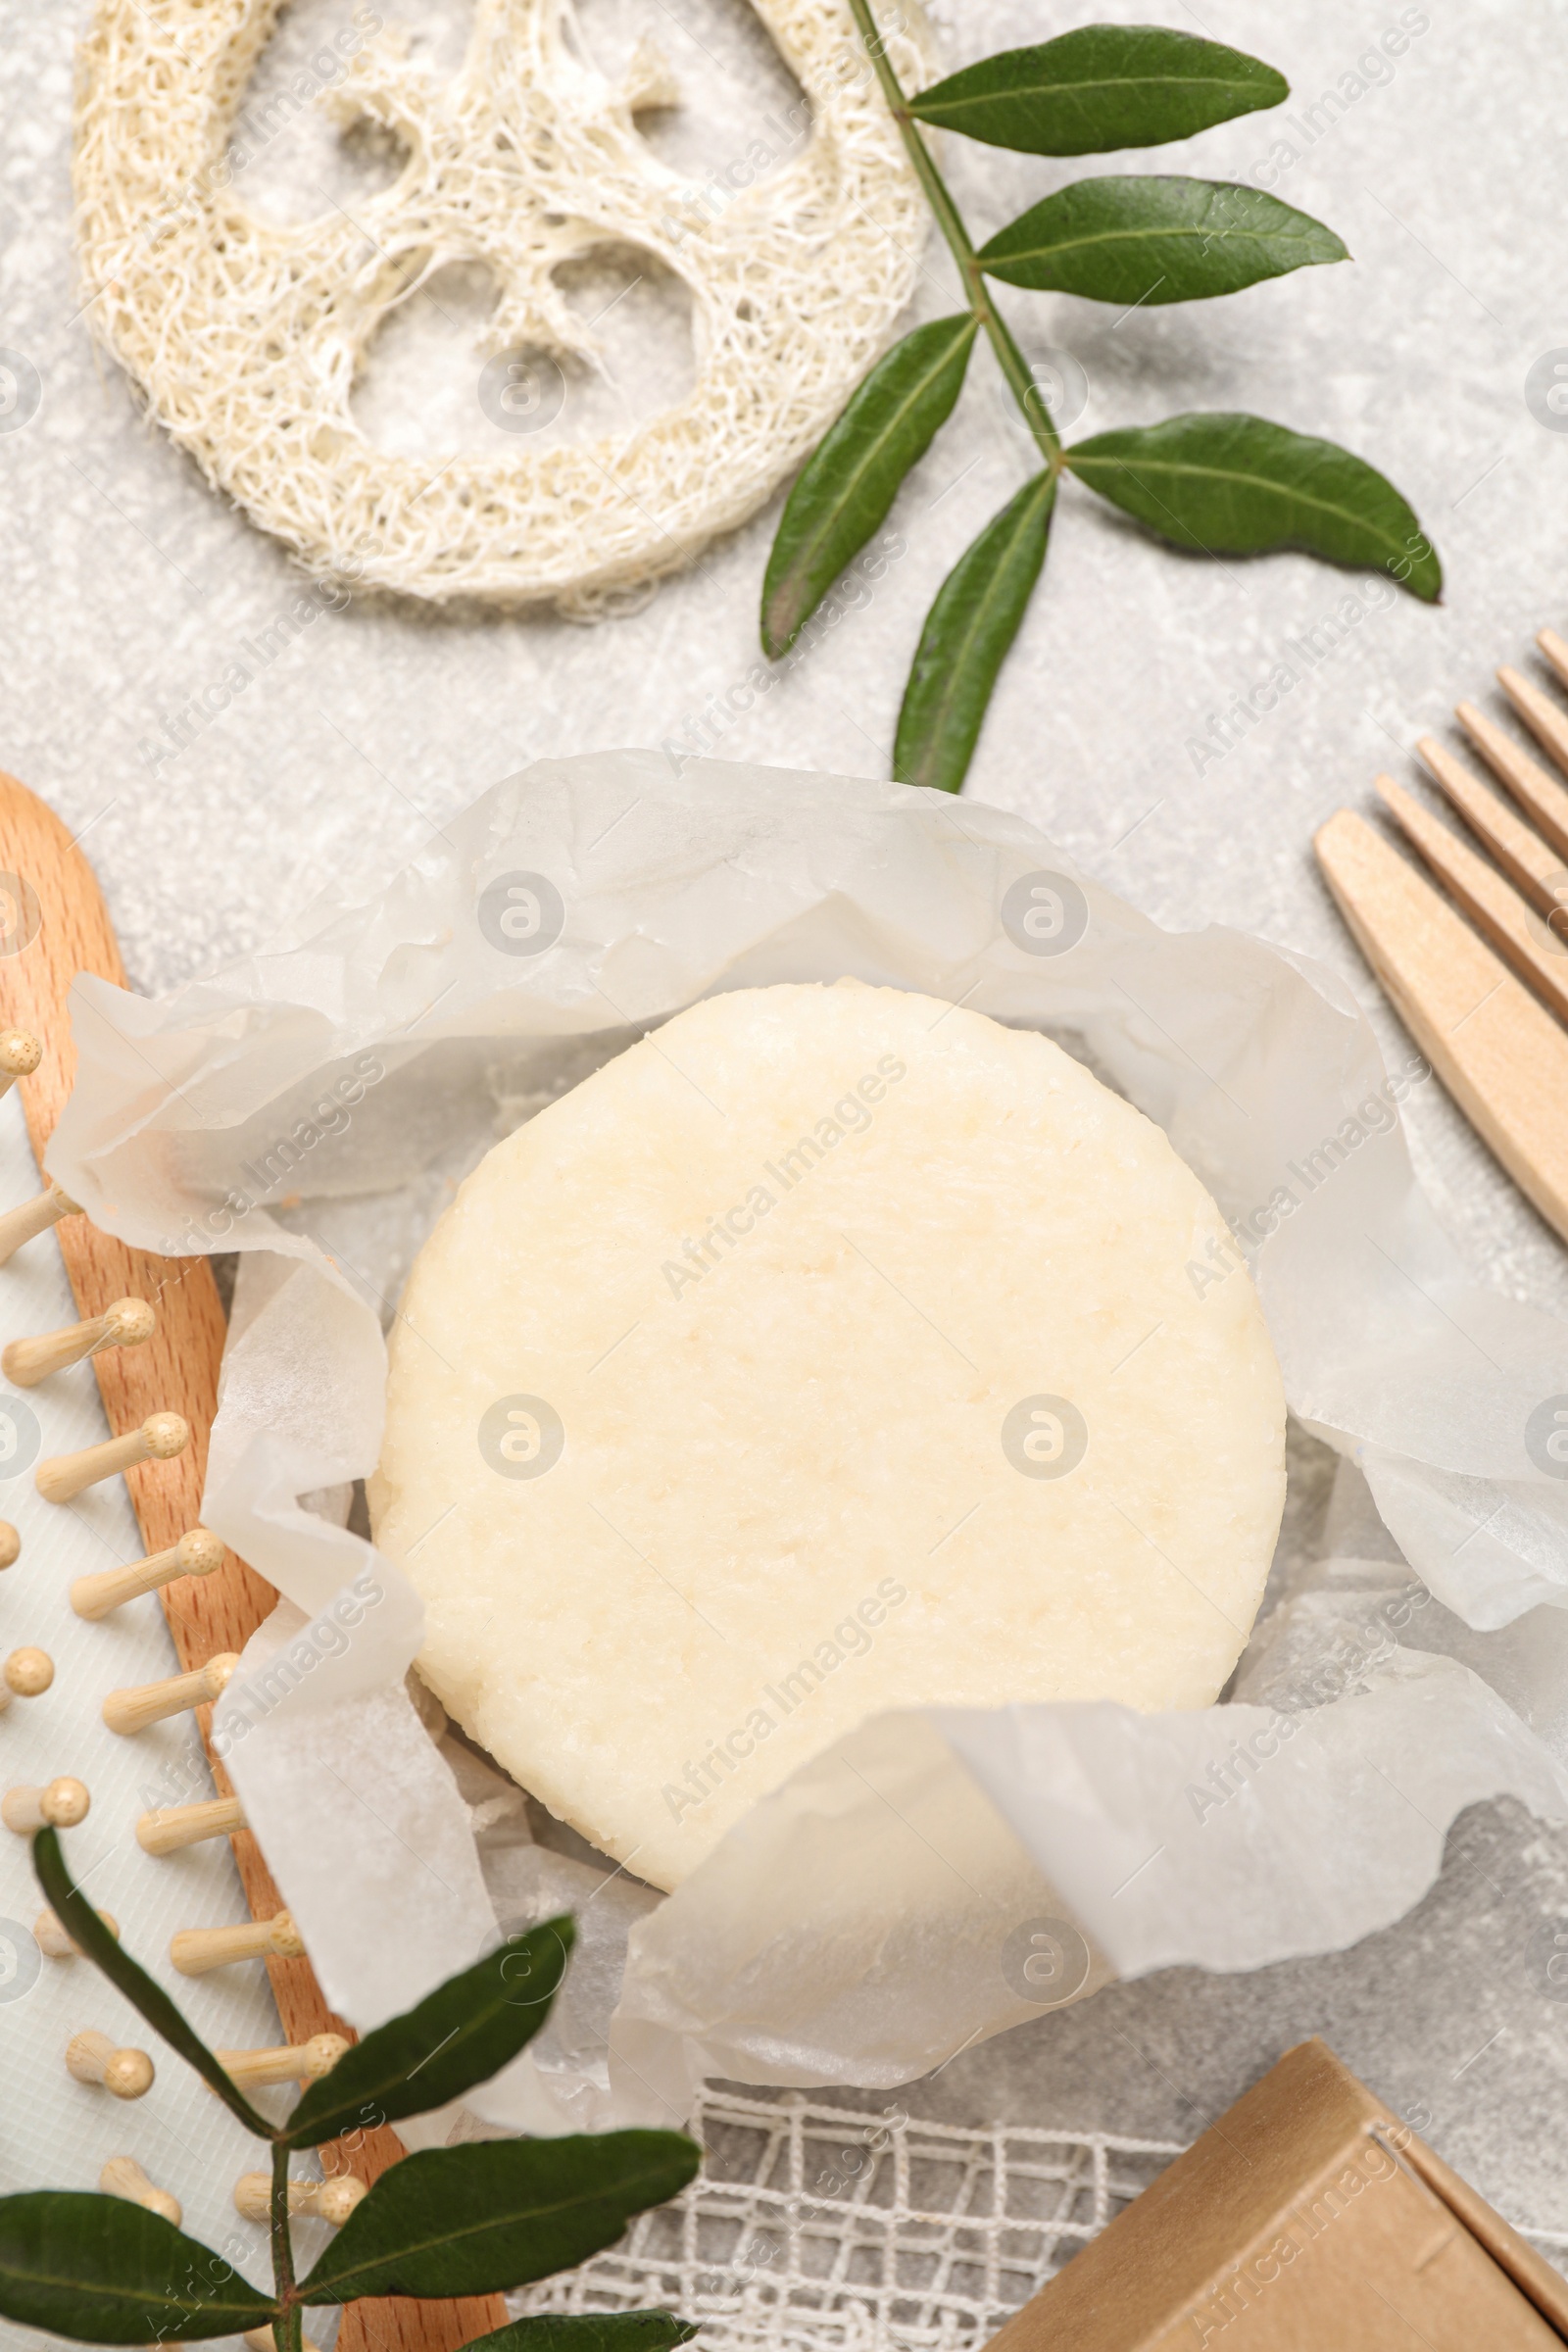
[3,0,1567,2246]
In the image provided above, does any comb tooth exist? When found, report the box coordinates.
[1538,626,1568,690]
[1456,700,1568,864]
[1374,775,1568,1029]
[1499,663,1568,782]
[1415,737,1565,913]
[1313,808,1568,1247]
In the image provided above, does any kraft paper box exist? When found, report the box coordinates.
[990,2039,1568,2350]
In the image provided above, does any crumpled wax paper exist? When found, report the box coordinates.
[46,750,1568,2132]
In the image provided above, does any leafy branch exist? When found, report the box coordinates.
[761,15,1441,794]
[0,1830,699,2348]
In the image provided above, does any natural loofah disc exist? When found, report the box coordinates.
[74,0,936,610]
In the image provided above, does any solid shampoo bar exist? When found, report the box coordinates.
[370,981,1286,1888]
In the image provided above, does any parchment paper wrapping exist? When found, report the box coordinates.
[47,752,1568,2132]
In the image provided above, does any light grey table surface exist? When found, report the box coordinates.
[3,0,1568,2257]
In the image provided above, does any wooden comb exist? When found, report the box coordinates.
[1315,631,1568,1248]
[0,768,503,2352]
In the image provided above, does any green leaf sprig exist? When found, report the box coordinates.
[760,15,1440,794]
[5,1829,700,2352]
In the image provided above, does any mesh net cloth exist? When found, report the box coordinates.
[513,2087,1186,2351]
[510,2086,1568,2351]
[73,0,936,611]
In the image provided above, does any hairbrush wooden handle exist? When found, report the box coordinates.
[0,767,505,2352]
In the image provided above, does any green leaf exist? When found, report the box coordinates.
[893,470,1054,795]
[0,2191,275,2342]
[978,177,1347,305]
[761,314,977,657]
[284,1915,573,2149]
[464,2314,697,2352]
[298,2132,702,2303]
[906,26,1288,154]
[32,1828,276,2140]
[1064,412,1442,599]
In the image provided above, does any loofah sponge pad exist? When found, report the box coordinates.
[73,0,936,611]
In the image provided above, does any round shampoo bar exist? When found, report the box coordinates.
[371,981,1286,1890]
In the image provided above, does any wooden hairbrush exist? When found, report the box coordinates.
[0,767,503,2352]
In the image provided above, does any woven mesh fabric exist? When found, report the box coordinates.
[73,0,936,610]
[512,2086,1568,2352]
[513,2088,1186,2351]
